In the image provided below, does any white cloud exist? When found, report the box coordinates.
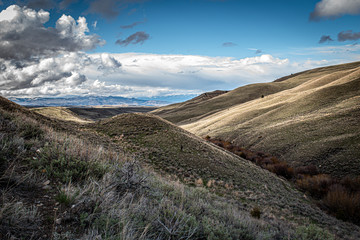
[310,0,360,20]
[0,5,103,60]
[1,51,337,98]
[92,20,97,29]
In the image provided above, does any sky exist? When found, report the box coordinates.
[1,0,360,99]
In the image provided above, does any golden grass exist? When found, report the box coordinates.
[31,107,92,123]
[154,61,360,178]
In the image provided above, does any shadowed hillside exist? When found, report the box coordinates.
[153,61,360,178]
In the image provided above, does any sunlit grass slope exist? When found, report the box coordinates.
[154,61,360,178]
[31,107,92,123]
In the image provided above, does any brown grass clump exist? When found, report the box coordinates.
[296,174,332,198]
[295,165,319,176]
[340,176,360,193]
[265,162,295,180]
[203,136,360,226]
[323,185,360,224]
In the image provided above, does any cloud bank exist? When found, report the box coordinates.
[1,51,329,98]
[310,0,360,20]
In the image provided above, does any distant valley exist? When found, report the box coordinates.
[9,94,197,107]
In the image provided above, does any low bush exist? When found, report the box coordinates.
[295,165,319,176]
[33,143,106,184]
[250,206,261,219]
[323,185,360,224]
[266,162,295,180]
[340,176,360,193]
[295,224,334,240]
[296,174,332,198]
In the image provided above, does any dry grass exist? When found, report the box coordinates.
[1,96,359,239]
[31,107,92,123]
[154,61,360,178]
[323,185,360,224]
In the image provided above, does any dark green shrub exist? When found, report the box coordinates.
[250,206,261,219]
[55,190,77,207]
[295,224,334,240]
[20,123,43,140]
[33,145,106,184]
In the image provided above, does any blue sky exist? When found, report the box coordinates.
[1,0,360,98]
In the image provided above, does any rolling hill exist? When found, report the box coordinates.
[153,61,360,178]
[1,96,360,239]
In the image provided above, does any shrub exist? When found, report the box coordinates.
[250,206,261,219]
[296,174,332,198]
[55,189,78,207]
[33,142,106,184]
[340,176,360,193]
[0,199,42,239]
[113,160,148,196]
[323,185,360,224]
[295,165,319,176]
[266,162,295,180]
[295,224,334,240]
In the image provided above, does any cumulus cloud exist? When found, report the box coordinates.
[0,5,104,61]
[319,35,334,43]
[222,42,237,47]
[0,51,291,97]
[100,53,122,68]
[0,52,303,98]
[310,0,360,20]
[0,5,106,96]
[338,30,360,41]
[0,51,125,96]
[116,31,150,46]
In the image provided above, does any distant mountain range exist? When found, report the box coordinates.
[8,95,196,107]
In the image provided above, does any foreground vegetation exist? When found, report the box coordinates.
[0,99,342,239]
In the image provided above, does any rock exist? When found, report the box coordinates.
[42,185,52,190]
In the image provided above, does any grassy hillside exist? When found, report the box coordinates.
[154,61,360,178]
[1,96,359,239]
[31,107,92,123]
